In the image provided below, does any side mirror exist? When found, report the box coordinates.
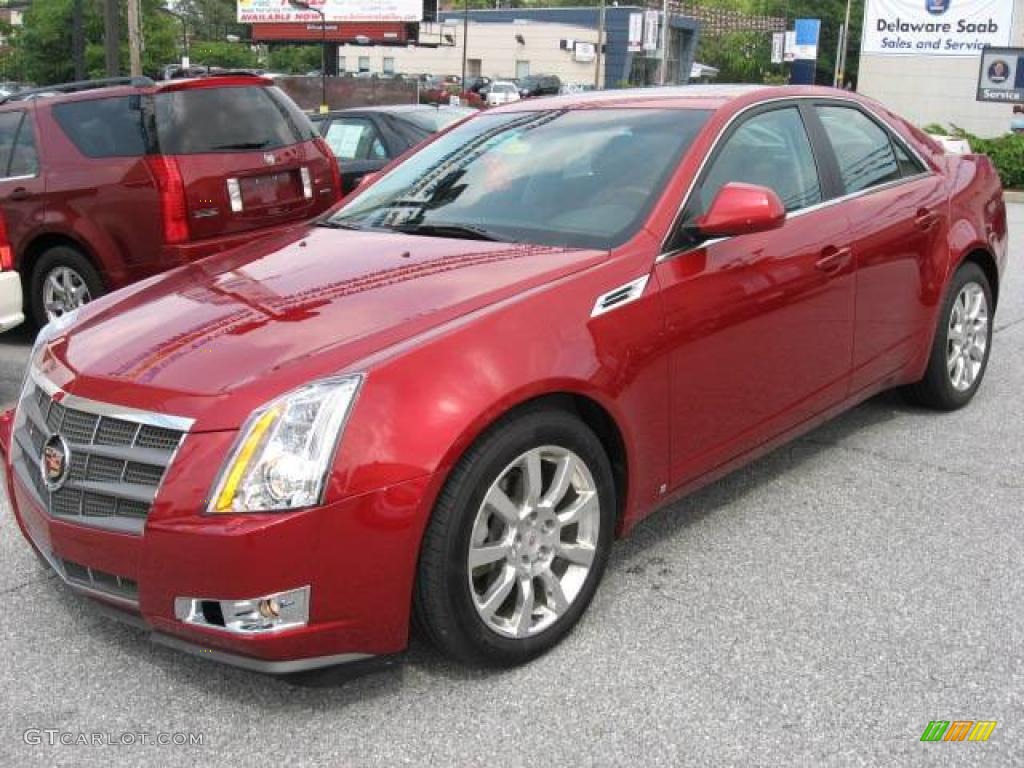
[695,182,786,238]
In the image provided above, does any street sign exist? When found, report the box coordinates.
[643,10,660,53]
[977,46,1024,102]
[792,18,821,60]
[771,32,784,64]
[628,12,643,53]
[784,30,796,63]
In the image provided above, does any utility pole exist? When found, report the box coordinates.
[833,24,845,87]
[658,0,668,84]
[103,0,119,77]
[594,0,605,89]
[836,0,853,88]
[127,0,143,77]
[71,0,85,80]
[461,0,469,93]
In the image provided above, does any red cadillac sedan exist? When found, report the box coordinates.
[0,85,1006,672]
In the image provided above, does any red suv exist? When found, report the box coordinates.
[0,75,341,327]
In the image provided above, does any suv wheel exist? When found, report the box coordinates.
[906,261,993,410]
[414,408,615,666]
[30,246,104,328]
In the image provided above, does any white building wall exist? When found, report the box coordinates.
[336,21,602,87]
[858,9,1024,137]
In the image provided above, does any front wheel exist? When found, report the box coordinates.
[414,408,615,666]
[29,246,104,328]
[906,262,994,410]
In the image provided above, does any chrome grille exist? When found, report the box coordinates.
[11,374,192,535]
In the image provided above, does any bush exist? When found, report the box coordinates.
[928,124,1024,188]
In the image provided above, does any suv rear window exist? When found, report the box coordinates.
[52,96,147,158]
[155,85,316,154]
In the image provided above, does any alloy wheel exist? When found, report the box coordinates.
[43,266,92,321]
[946,281,988,392]
[467,446,600,639]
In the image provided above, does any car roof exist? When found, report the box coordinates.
[0,74,273,108]
[315,104,475,118]
[488,84,860,113]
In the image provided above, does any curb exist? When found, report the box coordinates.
[1004,189,1024,204]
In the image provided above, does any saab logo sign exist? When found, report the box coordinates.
[862,0,1013,56]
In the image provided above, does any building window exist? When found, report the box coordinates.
[515,60,530,79]
[338,56,346,73]
[383,57,395,74]
[358,56,370,73]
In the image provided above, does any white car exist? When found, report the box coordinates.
[486,81,521,106]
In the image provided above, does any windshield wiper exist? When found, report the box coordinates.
[211,141,271,150]
[389,223,505,242]
[317,220,366,230]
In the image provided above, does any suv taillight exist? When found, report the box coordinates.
[145,156,189,244]
[314,137,342,201]
[0,210,12,270]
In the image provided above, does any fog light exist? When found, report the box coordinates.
[175,586,310,635]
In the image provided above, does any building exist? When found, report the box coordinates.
[858,0,1022,137]
[333,6,700,88]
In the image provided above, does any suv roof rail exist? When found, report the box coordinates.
[0,76,155,104]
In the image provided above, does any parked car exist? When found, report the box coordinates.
[0,75,340,327]
[465,76,492,95]
[518,74,561,98]
[486,81,521,106]
[312,104,476,193]
[1,85,1005,673]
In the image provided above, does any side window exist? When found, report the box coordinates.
[0,111,24,177]
[817,106,901,193]
[9,113,39,177]
[696,107,822,216]
[323,118,388,161]
[53,96,148,158]
[893,139,925,178]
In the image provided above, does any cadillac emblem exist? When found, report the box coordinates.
[41,434,70,491]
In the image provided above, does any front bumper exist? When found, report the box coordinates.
[3,417,436,672]
[0,271,25,332]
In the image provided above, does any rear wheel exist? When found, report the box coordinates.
[906,262,993,410]
[414,408,615,666]
[29,246,104,328]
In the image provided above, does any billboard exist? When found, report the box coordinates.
[792,18,820,60]
[977,46,1024,101]
[237,0,423,24]
[862,0,1014,56]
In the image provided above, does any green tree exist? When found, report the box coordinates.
[190,40,259,68]
[266,44,322,74]
[17,0,178,84]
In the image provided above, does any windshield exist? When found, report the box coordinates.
[327,108,710,249]
[402,107,476,133]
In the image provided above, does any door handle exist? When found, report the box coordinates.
[915,208,939,231]
[9,187,30,201]
[816,246,852,275]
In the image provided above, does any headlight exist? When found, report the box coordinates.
[208,375,363,513]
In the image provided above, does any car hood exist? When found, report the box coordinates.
[44,226,607,431]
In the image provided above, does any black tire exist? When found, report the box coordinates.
[29,245,104,329]
[905,262,993,410]
[414,407,616,666]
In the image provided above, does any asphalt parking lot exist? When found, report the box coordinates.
[2,206,1023,768]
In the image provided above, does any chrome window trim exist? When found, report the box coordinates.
[30,367,195,432]
[656,94,936,264]
[0,172,38,183]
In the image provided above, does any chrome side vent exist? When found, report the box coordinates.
[591,275,650,318]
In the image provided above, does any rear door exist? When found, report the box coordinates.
[155,82,336,241]
[0,106,46,259]
[812,103,949,393]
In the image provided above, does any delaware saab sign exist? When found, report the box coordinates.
[862,0,1014,56]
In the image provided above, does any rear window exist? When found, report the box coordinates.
[402,107,475,133]
[155,85,317,154]
[52,96,148,158]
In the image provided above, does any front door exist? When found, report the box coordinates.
[655,104,856,489]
